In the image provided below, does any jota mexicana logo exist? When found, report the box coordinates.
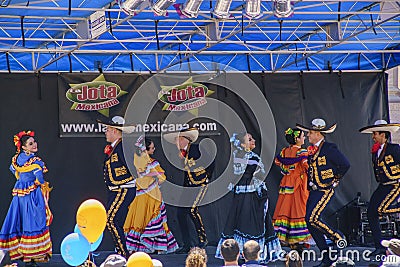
[66,74,127,116]
[158,77,214,111]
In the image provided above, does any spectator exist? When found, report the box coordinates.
[242,240,262,266]
[285,250,303,267]
[220,239,240,267]
[381,239,400,256]
[185,247,208,267]
[100,254,126,267]
[152,259,163,267]
[331,257,355,266]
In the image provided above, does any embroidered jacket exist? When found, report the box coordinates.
[307,141,350,190]
[182,143,215,187]
[373,143,400,184]
[103,139,136,187]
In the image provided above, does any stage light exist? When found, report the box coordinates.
[245,0,261,18]
[153,0,176,16]
[182,0,204,18]
[213,0,233,18]
[273,0,294,18]
[120,0,148,15]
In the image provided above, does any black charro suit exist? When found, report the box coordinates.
[367,142,400,249]
[103,139,137,258]
[177,143,215,249]
[305,140,350,265]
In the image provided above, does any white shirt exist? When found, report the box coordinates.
[111,139,119,148]
[314,138,324,148]
[377,143,384,157]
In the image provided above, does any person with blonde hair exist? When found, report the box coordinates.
[185,247,207,267]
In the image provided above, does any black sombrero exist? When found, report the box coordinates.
[163,127,199,144]
[296,118,336,134]
[359,120,400,134]
[97,116,135,133]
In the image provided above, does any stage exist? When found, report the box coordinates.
[14,246,386,267]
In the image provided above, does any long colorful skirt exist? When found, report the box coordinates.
[124,187,178,254]
[0,188,52,262]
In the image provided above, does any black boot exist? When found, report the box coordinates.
[25,260,39,267]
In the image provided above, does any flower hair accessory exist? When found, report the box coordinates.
[135,135,146,152]
[13,130,35,153]
[285,127,300,138]
[285,128,293,135]
[230,133,242,150]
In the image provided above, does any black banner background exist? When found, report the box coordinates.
[0,72,387,252]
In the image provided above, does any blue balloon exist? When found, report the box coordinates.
[60,233,90,266]
[74,224,103,252]
[89,232,103,252]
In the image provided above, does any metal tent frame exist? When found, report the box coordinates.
[0,0,399,72]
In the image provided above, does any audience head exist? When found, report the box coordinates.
[285,250,303,267]
[331,257,355,266]
[100,254,126,267]
[185,247,207,267]
[152,258,163,267]
[382,238,400,256]
[243,240,260,262]
[220,239,240,264]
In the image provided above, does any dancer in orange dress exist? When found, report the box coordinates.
[273,128,311,251]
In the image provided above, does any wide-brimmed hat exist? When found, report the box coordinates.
[359,120,400,134]
[163,127,199,144]
[97,116,135,133]
[296,118,336,133]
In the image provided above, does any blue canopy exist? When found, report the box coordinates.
[0,0,399,72]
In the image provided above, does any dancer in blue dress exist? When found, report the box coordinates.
[0,131,52,266]
[216,132,283,263]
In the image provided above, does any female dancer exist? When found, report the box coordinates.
[124,135,178,254]
[0,131,52,266]
[216,132,282,263]
[273,128,311,251]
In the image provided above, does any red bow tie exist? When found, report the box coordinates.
[307,145,318,156]
[104,145,113,156]
[180,149,187,157]
[371,142,380,154]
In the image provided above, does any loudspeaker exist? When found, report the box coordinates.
[0,250,11,266]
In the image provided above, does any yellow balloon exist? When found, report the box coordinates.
[76,199,107,243]
[127,252,153,267]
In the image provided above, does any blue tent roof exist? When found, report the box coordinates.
[0,0,399,72]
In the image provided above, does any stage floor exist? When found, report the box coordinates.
[13,246,386,266]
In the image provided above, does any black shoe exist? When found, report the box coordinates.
[175,246,191,254]
[369,248,386,257]
[198,240,208,249]
[25,260,39,267]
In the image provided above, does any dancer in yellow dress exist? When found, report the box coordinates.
[124,135,178,254]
